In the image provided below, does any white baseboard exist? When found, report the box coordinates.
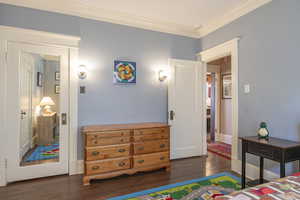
[0,158,6,187]
[69,160,84,175]
[231,158,279,181]
[215,133,232,145]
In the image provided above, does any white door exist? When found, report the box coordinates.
[6,42,69,182]
[168,59,206,159]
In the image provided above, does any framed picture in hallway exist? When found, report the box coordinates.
[222,74,232,99]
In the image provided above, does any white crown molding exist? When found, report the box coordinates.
[0,0,199,38]
[196,0,273,38]
[0,0,272,39]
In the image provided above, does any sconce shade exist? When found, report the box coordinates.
[40,97,55,106]
[159,70,169,82]
[78,65,87,79]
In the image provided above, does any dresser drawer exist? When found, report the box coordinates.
[134,128,167,136]
[134,133,169,142]
[86,136,131,147]
[86,144,131,161]
[133,140,169,155]
[85,157,131,175]
[86,130,131,138]
[247,142,281,161]
[133,152,169,168]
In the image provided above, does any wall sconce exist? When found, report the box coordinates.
[158,70,169,82]
[78,65,87,79]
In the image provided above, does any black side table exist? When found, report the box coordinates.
[240,136,300,189]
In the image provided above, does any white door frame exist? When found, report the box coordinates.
[197,38,239,171]
[0,25,80,186]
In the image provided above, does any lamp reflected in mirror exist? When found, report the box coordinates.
[39,96,55,116]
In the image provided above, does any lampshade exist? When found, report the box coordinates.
[40,97,55,106]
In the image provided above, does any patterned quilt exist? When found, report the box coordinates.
[216,174,300,200]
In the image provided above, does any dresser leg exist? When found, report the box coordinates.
[83,177,91,186]
[165,166,171,172]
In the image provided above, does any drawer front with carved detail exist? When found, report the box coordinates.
[86,144,131,161]
[85,157,131,175]
[134,128,167,136]
[86,136,131,147]
[133,140,169,155]
[134,133,169,142]
[86,130,131,138]
[133,152,169,168]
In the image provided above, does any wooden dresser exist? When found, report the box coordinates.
[82,122,170,185]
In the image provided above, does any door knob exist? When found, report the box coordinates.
[20,110,26,119]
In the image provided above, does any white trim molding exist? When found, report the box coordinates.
[198,38,239,171]
[215,133,232,145]
[0,25,80,186]
[0,25,80,48]
[70,160,84,175]
[0,0,272,38]
[196,0,273,38]
[0,39,8,187]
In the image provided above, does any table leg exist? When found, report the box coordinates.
[260,157,264,184]
[242,142,246,189]
[280,162,285,178]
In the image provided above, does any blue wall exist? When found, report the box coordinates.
[0,3,199,159]
[200,0,300,173]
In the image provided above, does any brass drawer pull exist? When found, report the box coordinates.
[92,151,100,156]
[120,139,124,142]
[118,162,126,167]
[92,166,100,170]
[138,160,144,164]
[160,144,166,148]
[118,149,126,153]
[93,140,98,144]
[160,157,165,160]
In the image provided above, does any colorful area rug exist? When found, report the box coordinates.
[108,172,241,200]
[217,174,300,200]
[207,142,231,160]
[25,144,59,162]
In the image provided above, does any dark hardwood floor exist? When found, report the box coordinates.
[0,152,232,200]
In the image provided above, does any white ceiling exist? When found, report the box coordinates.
[0,0,272,38]
[80,0,248,28]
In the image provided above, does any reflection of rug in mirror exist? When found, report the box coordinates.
[207,142,231,160]
[25,144,59,162]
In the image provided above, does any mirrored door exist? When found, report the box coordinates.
[6,42,69,182]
